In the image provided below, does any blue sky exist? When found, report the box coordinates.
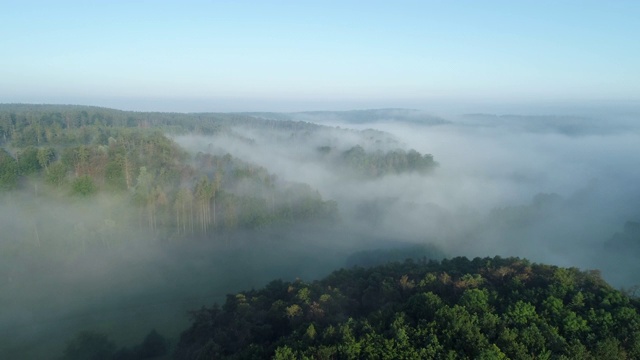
[1,1,639,112]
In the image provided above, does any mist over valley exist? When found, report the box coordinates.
[1,104,639,358]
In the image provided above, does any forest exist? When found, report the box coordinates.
[54,256,640,359]
[0,105,436,236]
[174,256,640,359]
[1,104,639,359]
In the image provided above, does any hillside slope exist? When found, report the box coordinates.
[175,256,640,359]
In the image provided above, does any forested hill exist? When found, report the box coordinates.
[0,103,324,141]
[245,108,450,126]
[175,256,640,360]
[0,104,437,245]
[0,104,436,185]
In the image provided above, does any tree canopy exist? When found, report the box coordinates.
[175,256,640,360]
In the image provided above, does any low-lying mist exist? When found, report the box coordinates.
[174,110,640,285]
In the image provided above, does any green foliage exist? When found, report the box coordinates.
[175,257,640,359]
[71,175,97,196]
[0,148,18,190]
[273,346,296,360]
[336,145,437,178]
[37,147,55,170]
[46,161,68,186]
[16,146,42,175]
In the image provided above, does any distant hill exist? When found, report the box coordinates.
[175,256,640,359]
[246,108,450,126]
[461,113,635,136]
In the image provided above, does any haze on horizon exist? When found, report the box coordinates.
[1,1,639,113]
